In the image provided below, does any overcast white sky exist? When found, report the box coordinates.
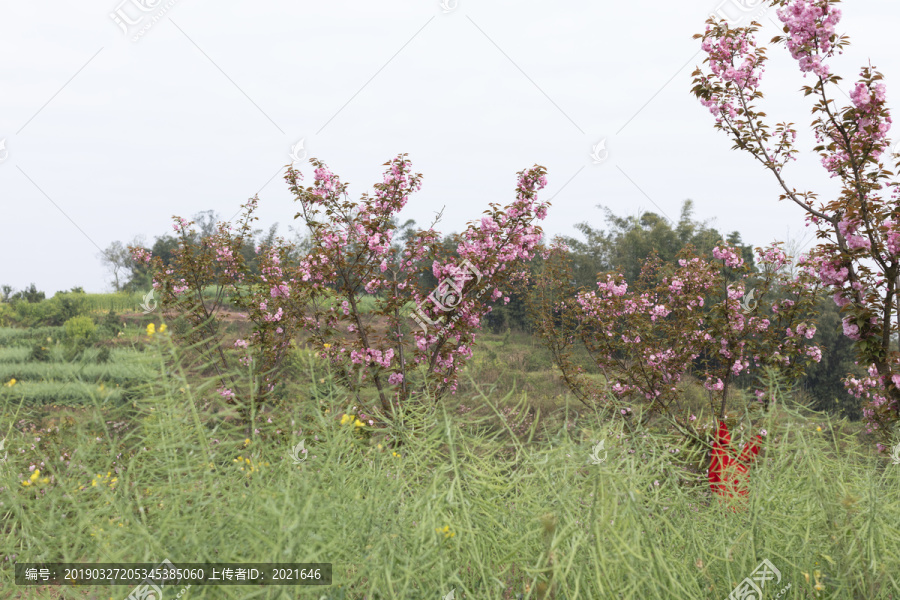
[1,0,898,294]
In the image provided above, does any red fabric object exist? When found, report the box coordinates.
[708,420,761,498]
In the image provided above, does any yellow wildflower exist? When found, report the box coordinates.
[354,419,364,428]
[4,378,16,387]
[30,470,40,482]
[435,525,454,538]
[146,323,155,336]
[159,323,167,334]
[340,414,353,426]
[816,426,822,432]
[21,480,31,487]
[243,438,250,447]
[323,343,331,349]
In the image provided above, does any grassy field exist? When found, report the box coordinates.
[0,306,899,599]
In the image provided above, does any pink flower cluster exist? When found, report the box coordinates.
[350,347,395,369]
[131,248,152,264]
[817,73,892,175]
[569,242,821,420]
[850,363,900,433]
[698,25,764,123]
[776,0,842,78]
[817,258,848,286]
[701,26,763,89]
[713,245,744,269]
[838,219,872,251]
[284,155,551,406]
[884,219,900,257]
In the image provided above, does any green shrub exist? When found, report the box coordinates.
[0,303,14,327]
[96,346,111,364]
[100,310,123,336]
[64,315,96,343]
[63,342,87,362]
[8,289,88,327]
[28,343,50,363]
[524,347,551,372]
[53,290,88,323]
[9,283,45,303]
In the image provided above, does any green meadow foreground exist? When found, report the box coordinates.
[1,317,899,600]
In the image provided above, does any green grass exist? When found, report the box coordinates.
[0,346,148,365]
[1,335,899,599]
[81,292,147,314]
[0,361,154,386]
[1,380,128,405]
[0,326,155,410]
[0,327,64,347]
[0,315,898,599]
[0,347,30,363]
